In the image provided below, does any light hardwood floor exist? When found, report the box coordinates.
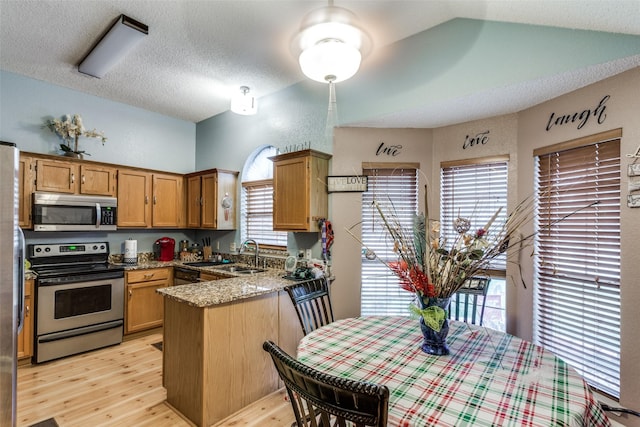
[17,333,294,427]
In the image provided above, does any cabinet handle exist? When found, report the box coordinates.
[153,196,157,205]
[81,175,85,184]
[129,290,133,299]
[144,273,155,279]
[200,197,204,206]
[25,305,29,317]
[145,195,149,204]
[70,173,75,184]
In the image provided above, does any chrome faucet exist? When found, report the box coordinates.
[241,239,259,267]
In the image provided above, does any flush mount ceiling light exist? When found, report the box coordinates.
[292,2,372,84]
[78,14,148,78]
[230,86,257,115]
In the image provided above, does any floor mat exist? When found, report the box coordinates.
[29,418,59,427]
[151,341,163,351]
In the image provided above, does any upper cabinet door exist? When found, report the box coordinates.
[79,164,117,196]
[35,159,79,194]
[186,175,202,228]
[152,173,183,228]
[271,150,331,232]
[200,173,218,229]
[273,156,309,231]
[117,169,152,228]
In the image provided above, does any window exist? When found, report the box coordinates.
[360,166,419,315]
[440,157,509,331]
[534,130,621,398]
[241,146,287,247]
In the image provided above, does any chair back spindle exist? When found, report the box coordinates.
[285,278,334,335]
[449,277,491,325]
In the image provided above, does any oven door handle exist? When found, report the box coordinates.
[95,202,101,228]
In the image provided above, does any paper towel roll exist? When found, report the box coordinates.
[124,239,137,264]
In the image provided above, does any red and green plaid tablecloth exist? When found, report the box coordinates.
[297,316,610,427]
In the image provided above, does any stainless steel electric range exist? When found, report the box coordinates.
[28,242,125,363]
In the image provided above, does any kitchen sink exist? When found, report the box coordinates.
[183,260,234,267]
[217,265,265,274]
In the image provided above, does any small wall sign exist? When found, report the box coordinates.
[463,130,490,150]
[375,142,402,156]
[327,176,368,193]
[545,95,610,132]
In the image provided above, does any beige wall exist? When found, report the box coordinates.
[517,67,640,424]
[432,114,523,338]
[330,127,432,320]
[331,66,640,423]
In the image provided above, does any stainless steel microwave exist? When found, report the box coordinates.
[33,192,117,231]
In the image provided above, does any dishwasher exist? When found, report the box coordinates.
[174,267,200,285]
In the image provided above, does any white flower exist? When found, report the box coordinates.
[44,113,108,154]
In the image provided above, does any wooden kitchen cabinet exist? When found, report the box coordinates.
[186,169,238,229]
[118,168,184,228]
[35,158,78,193]
[35,158,116,196]
[270,149,331,232]
[161,289,303,426]
[152,173,184,228]
[79,164,117,196]
[125,268,173,334]
[117,169,152,227]
[18,155,34,228]
[17,278,34,360]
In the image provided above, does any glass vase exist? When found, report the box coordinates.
[418,297,452,356]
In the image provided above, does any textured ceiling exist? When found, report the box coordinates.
[1,0,639,127]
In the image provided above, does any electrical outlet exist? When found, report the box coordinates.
[627,194,640,208]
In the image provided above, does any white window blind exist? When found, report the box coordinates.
[440,159,509,331]
[534,136,621,398]
[241,145,287,247]
[361,168,418,315]
[241,180,287,247]
[440,159,509,271]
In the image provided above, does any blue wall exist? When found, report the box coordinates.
[0,70,198,253]
[0,71,196,173]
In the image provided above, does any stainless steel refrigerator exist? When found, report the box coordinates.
[0,141,25,427]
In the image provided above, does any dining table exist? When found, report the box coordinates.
[296,316,611,427]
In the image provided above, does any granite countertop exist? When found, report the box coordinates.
[134,261,299,308]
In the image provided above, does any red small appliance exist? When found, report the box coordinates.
[154,237,175,261]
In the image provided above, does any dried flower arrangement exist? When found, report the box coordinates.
[347,187,597,330]
[44,114,107,156]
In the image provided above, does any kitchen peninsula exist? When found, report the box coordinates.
[156,267,303,427]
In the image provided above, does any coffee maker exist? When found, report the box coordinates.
[154,237,175,261]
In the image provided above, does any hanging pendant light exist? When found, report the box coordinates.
[230,86,257,115]
[292,2,371,145]
[292,2,371,84]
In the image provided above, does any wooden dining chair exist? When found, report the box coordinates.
[285,278,334,335]
[449,277,491,325]
[263,340,390,427]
